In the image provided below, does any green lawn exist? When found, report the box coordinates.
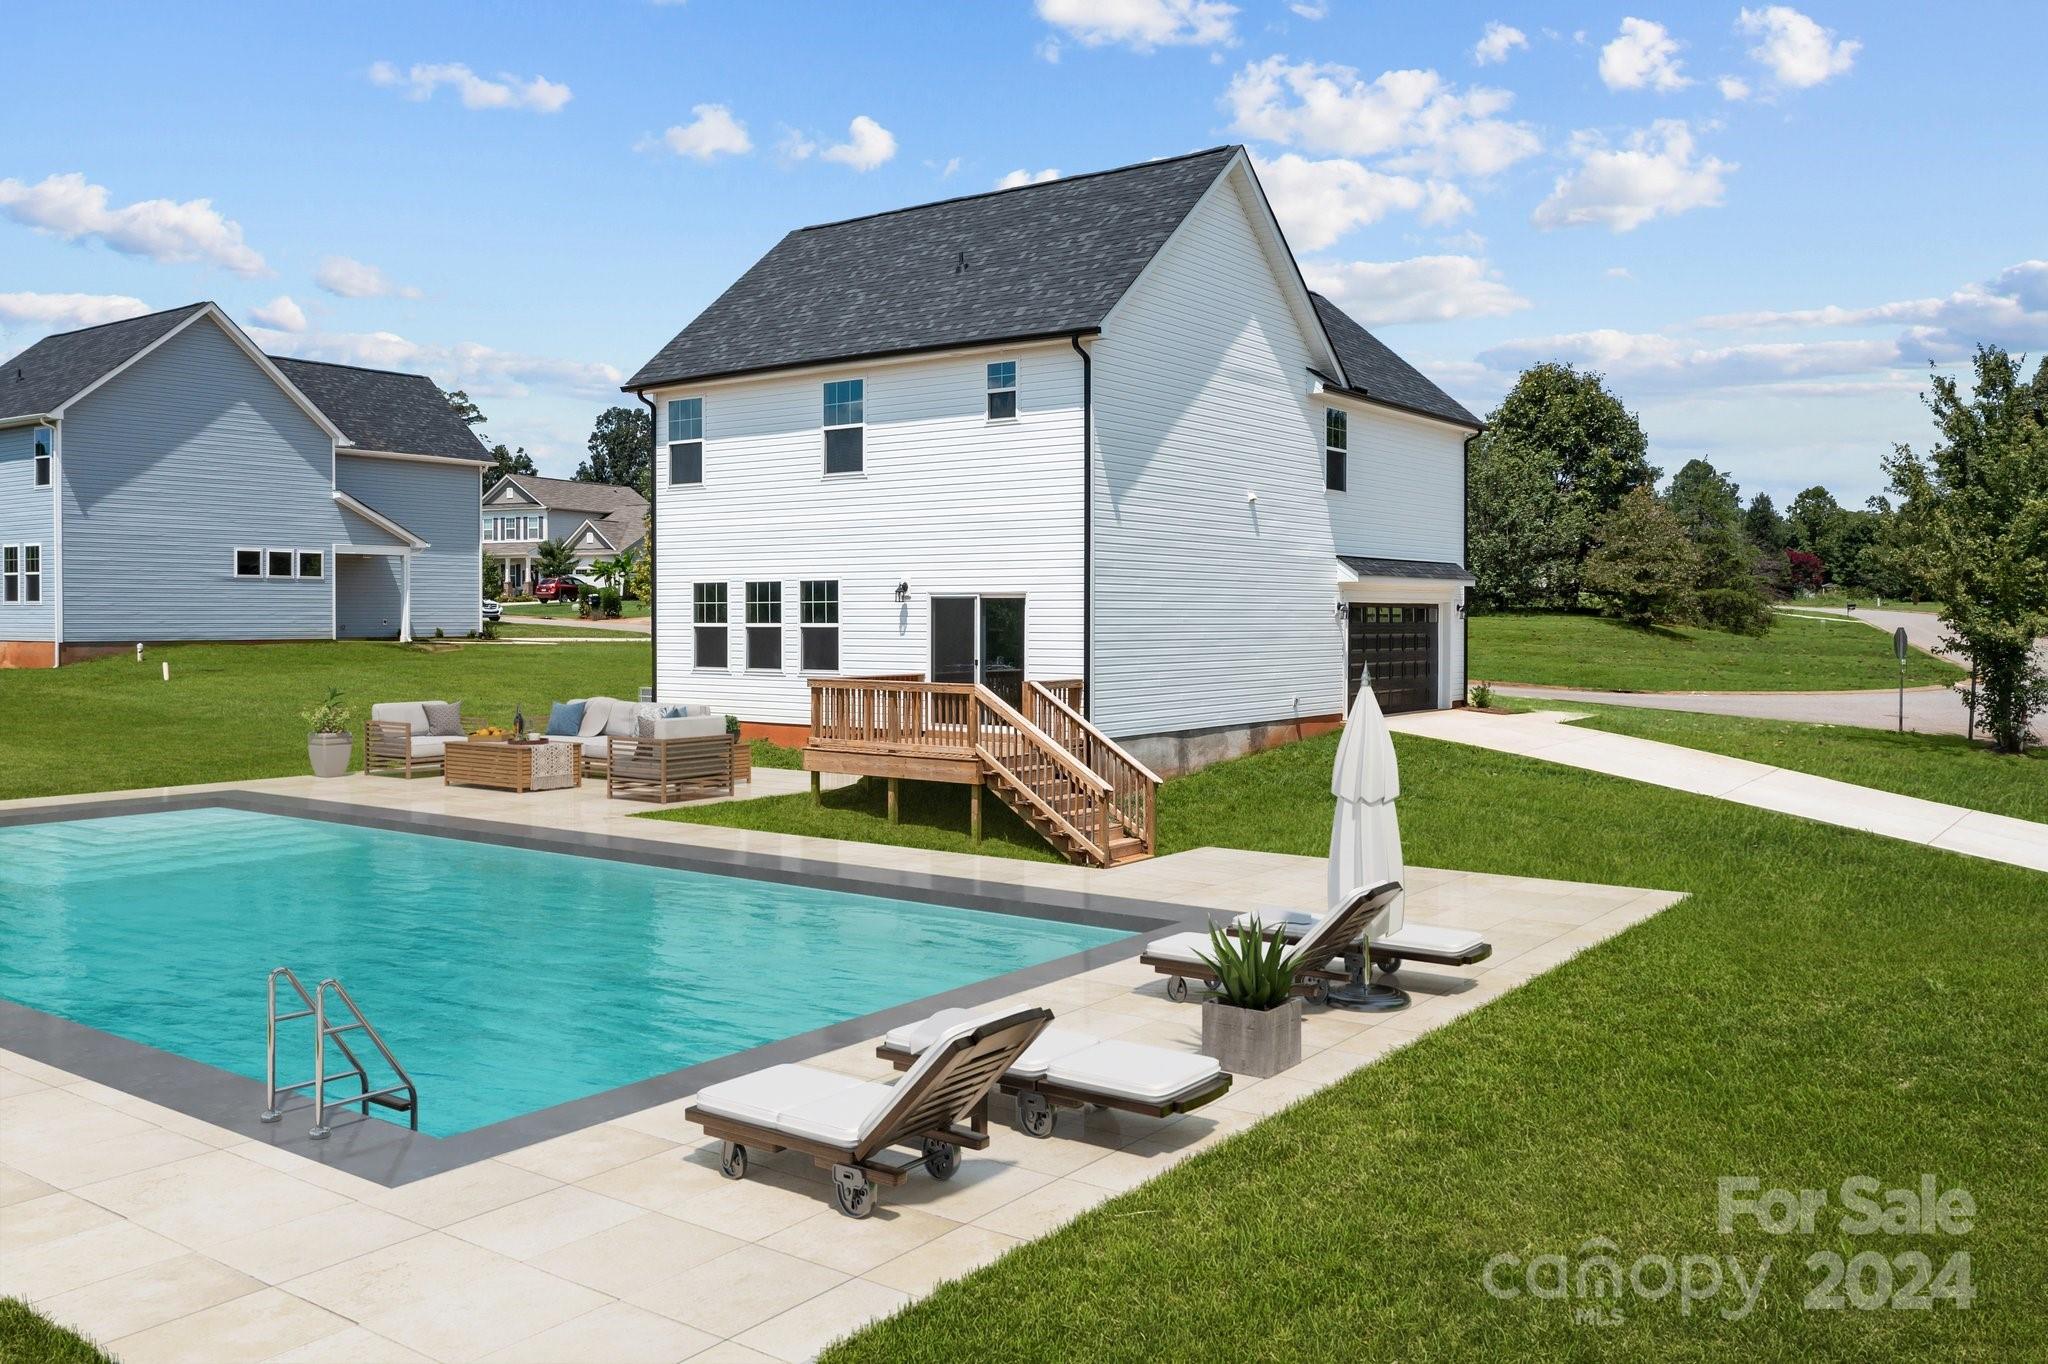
[0,639,651,800]
[1471,611,1962,692]
[823,731,2043,1361]
[1528,701,2048,825]
[0,1298,114,1364]
[493,622,648,639]
[498,598,649,618]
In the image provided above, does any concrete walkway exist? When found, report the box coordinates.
[1388,708,2048,874]
[1488,682,1985,738]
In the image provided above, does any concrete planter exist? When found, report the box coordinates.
[1200,995,1303,1079]
[308,731,353,779]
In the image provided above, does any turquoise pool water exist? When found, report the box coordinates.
[0,808,1121,1136]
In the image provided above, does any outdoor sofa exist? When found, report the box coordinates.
[364,701,467,778]
[548,696,727,775]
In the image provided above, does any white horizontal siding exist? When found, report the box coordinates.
[1326,397,1467,564]
[650,344,1084,723]
[0,426,55,640]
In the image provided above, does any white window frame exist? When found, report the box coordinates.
[265,547,297,579]
[799,579,840,673]
[986,361,1018,422]
[693,581,729,670]
[1325,408,1348,494]
[22,544,40,603]
[668,397,705,486]
[822,379,865,477]
[33,427,53,487]
[744,580,783,672]
[482,517,497,542]
[1,544,17,604]
[298,550,324,580]
[233,547,264,578]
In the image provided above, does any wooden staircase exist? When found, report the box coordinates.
[805,677,1160,868]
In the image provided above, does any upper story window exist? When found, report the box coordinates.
[693,581,728,669]
[482,517,496,542]
[822,379,864,475]
[526,515,544,540]
[668,398,704,485]
[1325,408,1348,492]
[745,580,783,670]
[33,428,52,487]
[986,362,1017,421]
[800,579,839,671]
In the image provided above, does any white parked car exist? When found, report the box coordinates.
[481,599,503,622]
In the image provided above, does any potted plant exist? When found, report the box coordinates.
[1195,917,1304,1078]
[301,687,354,778]
[727,714,752,782]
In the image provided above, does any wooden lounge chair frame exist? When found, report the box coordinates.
[1140,881,1402,1004]
[873,1035,1232,1139]
[363,708,462,779]
[685,1007,1052,1218]
[1231,911,1494,975]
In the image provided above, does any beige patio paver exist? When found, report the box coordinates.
[109,1287,354,1364]
[37,1252,260,1343]
[475,1301,717,1364]
[628,1244,846,1337]
[731,1278,912,1363]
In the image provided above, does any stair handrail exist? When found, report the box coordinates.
[309,977,420,1140]
[970,686,1112,796]
[973,743,1111,865]
[1023,682,1162,785]
[1025,681,1161,854]
[262,966,370,1125]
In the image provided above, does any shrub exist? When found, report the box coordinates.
[1194,917,1298,1011]
[1583,487,1700,625]
[1696,587,1775,636]
[299,687,351,735]
[598,586,623,618]
[1469,682,1496,708]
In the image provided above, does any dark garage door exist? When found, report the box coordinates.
[1347,604,1438,713]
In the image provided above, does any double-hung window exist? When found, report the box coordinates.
[668,398,704,485]
[823,380,864,474]
[22,545,40,603]
[800,580,839,671]
[1,546,17,603]
[482,517,497,542]
[986,362,1017,421]
[694,582,729,668]
[745,580,782,670]
[1325,408,1348,492]
[33,428,52,486]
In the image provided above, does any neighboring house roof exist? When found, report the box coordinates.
[625,145,1244,390]
[1338,555,1475,583]
[489,473,648,519]
[1310,295,1480,430]
[1,303,213,419]
[565,512,646,555]
[268,357,490,463]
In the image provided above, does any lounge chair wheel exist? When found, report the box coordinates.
[922,1138,960,1180]
[833,1166,876,1219]
[1376,958,1400,978]
[1165,975,1189,1004]
[1016,1092,1056,1139]
[719,1142,748,1181]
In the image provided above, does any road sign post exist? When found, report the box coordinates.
[1893,627,1909,733]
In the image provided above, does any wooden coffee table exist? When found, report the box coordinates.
[443,738,582,793]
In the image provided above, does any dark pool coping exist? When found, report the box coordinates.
[0,790,1218,1187]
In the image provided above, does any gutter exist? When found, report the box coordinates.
[1071,333,1093,719]
[637,392,659,701]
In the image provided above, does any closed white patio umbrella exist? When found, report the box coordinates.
[1325,675,1409,1011]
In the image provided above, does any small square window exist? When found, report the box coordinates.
[986,362,1017,421]
[298,551,323,580]
[267,549,295,578]
[667,397,703,442]
[235,549,263,578]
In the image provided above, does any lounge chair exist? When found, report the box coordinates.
[1229,908,1492,977]
[1140,880,1401,1003]
[685,1007,1051,1218]
[364,701,465,778]
[876,1008,1231,1138]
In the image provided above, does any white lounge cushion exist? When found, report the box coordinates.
[693,1064,870,1131]
[605,702,644,740]
[1377,923,1488,959]
[884,1009,1095,1081]
[1231,908,1321,940]
[574,698,614,739]
[775,1080,897,1146]
[371,701,431,732]
[1143,931,1220,968]
[408,736,453,758]
[1043,1040,1223,1103]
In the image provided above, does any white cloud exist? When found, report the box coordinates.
[996,168,1062,189]
[1473,22,1528,66]
[1224,57,1540,178]
[1599,17,1691,92]
[315,254,421,300]
[367,61,571,113]
[1480,329,1901,390]
[1718,75,1752,101]
[1738,6,1859,89]
[817,116,897,172]
[253,327,623,401]
[1606,266,1634,280]
[1533,120,1732,232]
[0,172,268,277]
[0,291,151,332]
[1694,261,2048,354]
[1036,37,1063,63]
[1290,1,1328,18]
[1303,254,1530,324]
[1254,153,1470,251]
[654,104,752,160]
[249,295,307,332]
[1034,0,1238,51]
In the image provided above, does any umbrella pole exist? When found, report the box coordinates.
[1322,949,1410,1012]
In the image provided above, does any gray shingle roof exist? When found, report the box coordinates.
[626,146,1243,389]
[1338,555,1474,582]
[1310,294,1480,430]
[1,303,210,418]
[268,357,490,462]
[493,473,648,517]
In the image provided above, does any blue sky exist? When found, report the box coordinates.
[6,1,2043,505]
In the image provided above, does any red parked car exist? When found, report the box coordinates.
[533,577,580,602]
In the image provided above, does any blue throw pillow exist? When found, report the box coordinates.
[546,700,586,737]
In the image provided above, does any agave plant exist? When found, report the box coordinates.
[1195,916,1299,1011]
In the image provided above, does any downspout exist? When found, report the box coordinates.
[1460,429,1475,707]
[1070,333,1092,718]
[637,391,659,702]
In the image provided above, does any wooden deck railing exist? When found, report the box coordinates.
[1024,681,1159,856]
[1037,678,1085,711]
[810,677,978,755]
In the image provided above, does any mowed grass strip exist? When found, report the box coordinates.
[1471,611,1962,693]
[0,639,651,799]
[1529,701,2048,826]
[0,1297,115,1364]
[825,733,2045,1361]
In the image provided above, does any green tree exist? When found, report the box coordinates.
[1664,458,1767,632]
[1666,458,1743,540]
[1883,346,2048,754]
[482,559,504,601]
[534,538,577,580]
[445,389,485,428]
[1467,363,1656,605]
[1743,493,1789,555]
[577,406,653,494]
[1582,486,1701,626]
[1786,486,1844,564]
[487,443,538,479]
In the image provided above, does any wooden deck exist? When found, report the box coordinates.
[804,676,1159,867]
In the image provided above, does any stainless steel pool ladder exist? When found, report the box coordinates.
[261,967,418,1139]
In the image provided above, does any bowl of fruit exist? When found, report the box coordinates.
[468,725,511,741]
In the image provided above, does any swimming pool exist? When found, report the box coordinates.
[0,807,1127,1138]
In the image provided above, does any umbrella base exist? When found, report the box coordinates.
[1323,955,1409,1012]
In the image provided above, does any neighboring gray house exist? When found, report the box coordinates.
[482,473,646,593]
[0,302,489,666]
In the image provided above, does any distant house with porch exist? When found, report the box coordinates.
[481,474,646,594]
[0,302,488,666]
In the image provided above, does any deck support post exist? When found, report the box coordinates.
[887,778,900,824]
[970,782,983,843]
[810,771,821,803]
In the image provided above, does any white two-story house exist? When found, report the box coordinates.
[624,145,1477,779]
